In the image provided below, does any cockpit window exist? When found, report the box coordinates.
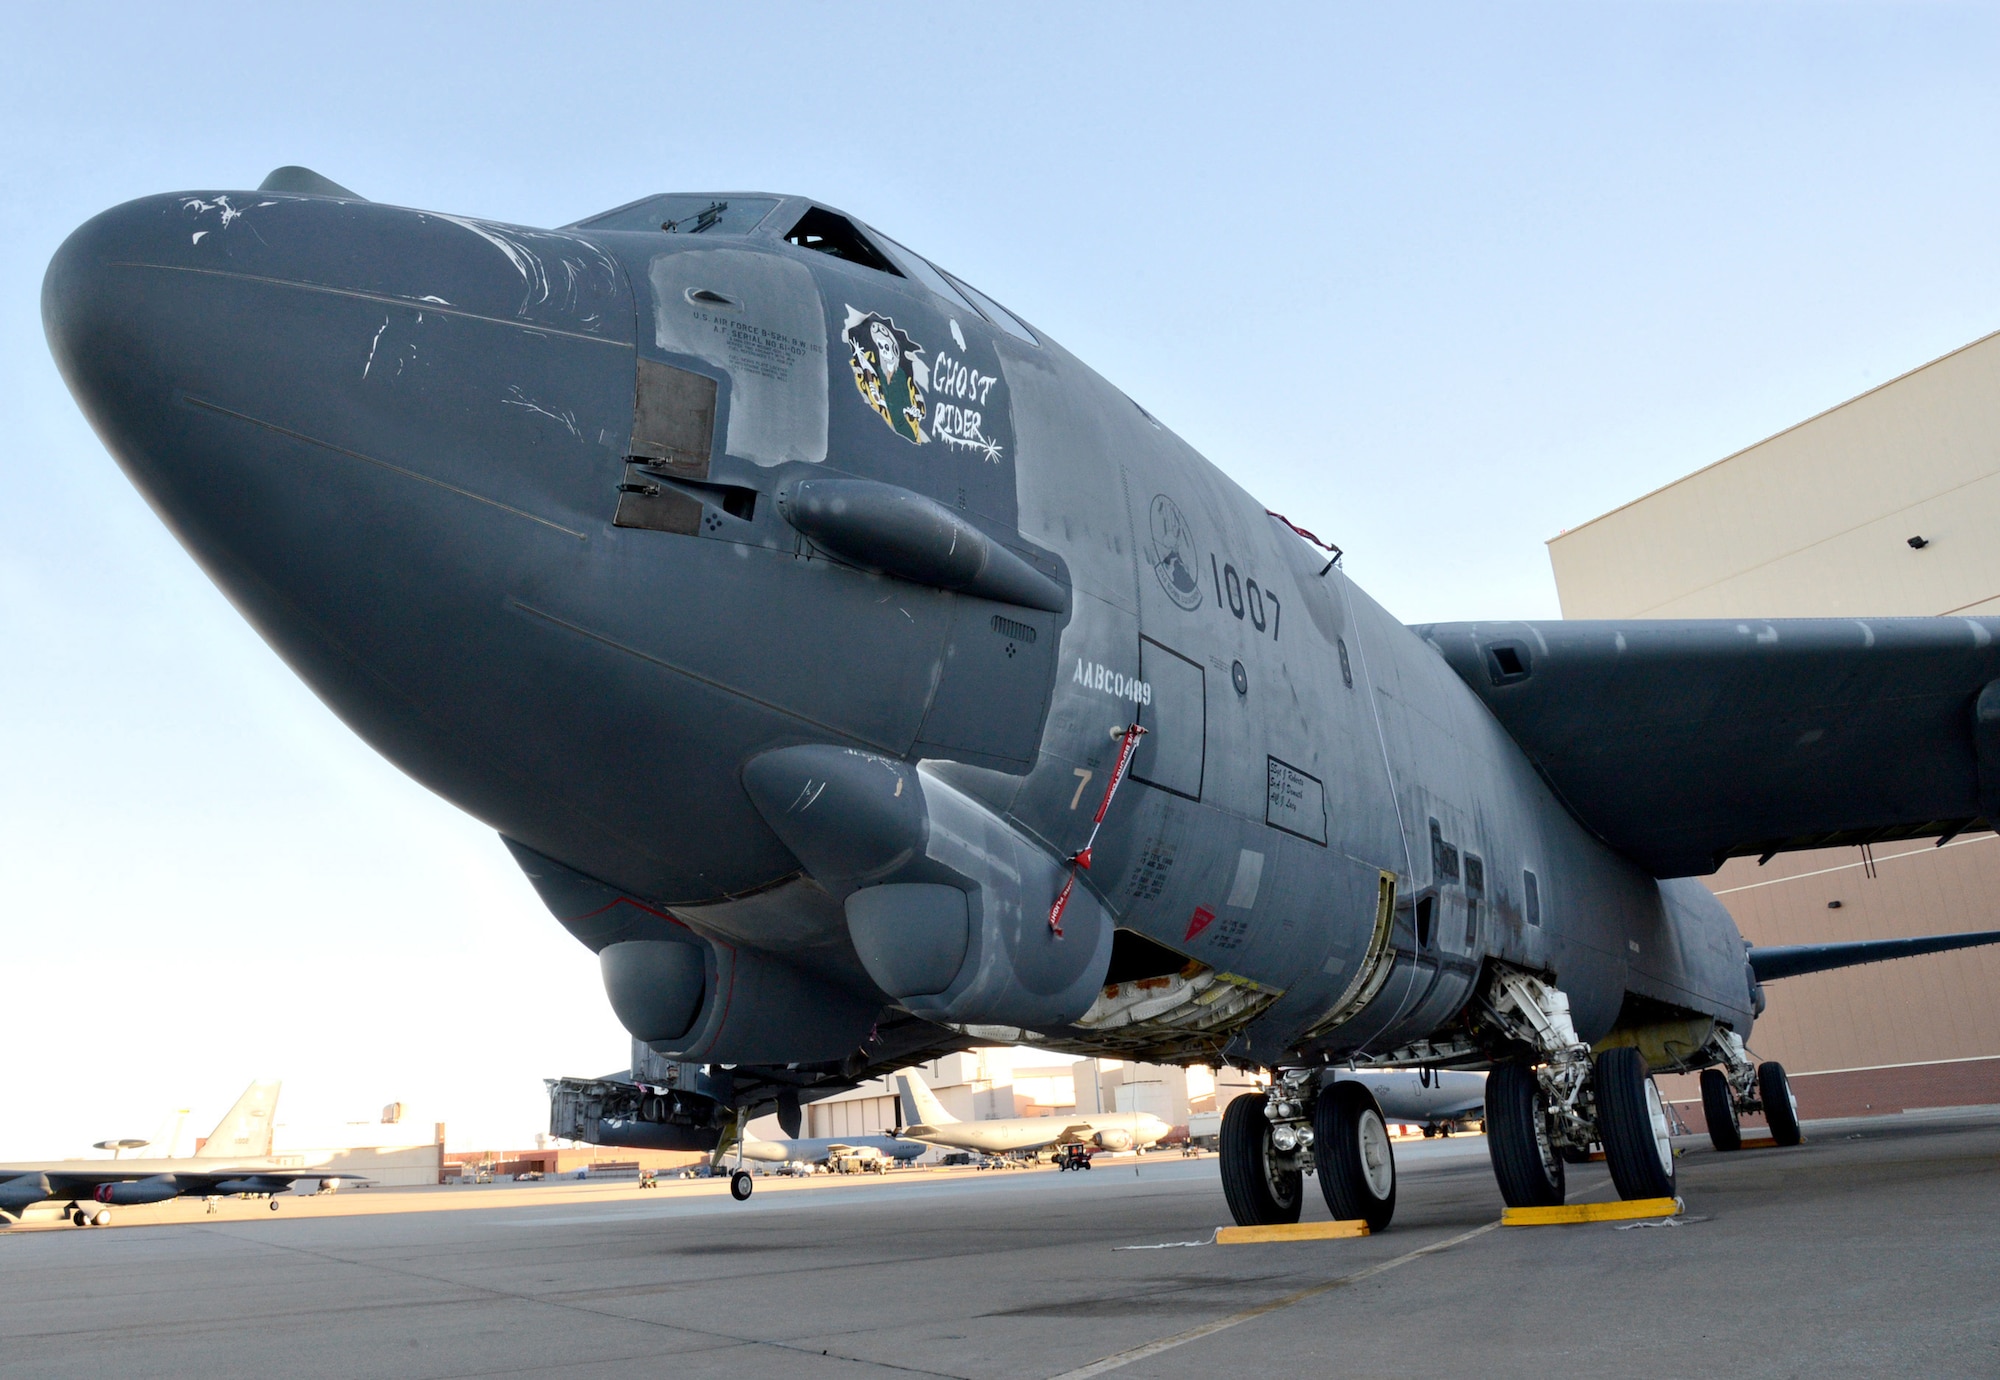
[873,233,980,314]
[939,269,1039,345]
[872,230,1041,347]
[573,194,779,235]
[783,207,902,276]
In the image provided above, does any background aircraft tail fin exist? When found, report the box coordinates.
[196,1080,281,1159]
[895,1069,957,1126]
[151,1107,193,1159]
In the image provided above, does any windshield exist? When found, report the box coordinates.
[572,194,780,236]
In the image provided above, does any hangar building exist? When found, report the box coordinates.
[1548,328,2000,1119]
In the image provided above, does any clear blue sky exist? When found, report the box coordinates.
[5,3,1999,1154]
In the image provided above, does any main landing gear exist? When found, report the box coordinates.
[1481,970,1809,1207]
[1219,1071,1397,1231]
[1699,1028,1801,1151]
[1481,969,1678,1205]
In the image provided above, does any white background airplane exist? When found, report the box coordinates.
[736,1133,926,1167]
[894,1070,1169,1155]
[1333,1069,1486,1132]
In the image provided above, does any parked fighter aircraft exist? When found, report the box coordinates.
[893,1070,1169,1155]
[0,1081,349,1226]
[46,171,2000,1234]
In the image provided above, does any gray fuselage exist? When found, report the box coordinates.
[42,188,1756,1075]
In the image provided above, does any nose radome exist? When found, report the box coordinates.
[39,189,733,888]
[43,195,191,471]
[45,190,637,505]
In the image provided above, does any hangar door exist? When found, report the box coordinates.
[1131,637,1205,799]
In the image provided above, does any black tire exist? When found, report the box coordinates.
[1759,1062,1802,1147]
[1486,1060,1565,1207]
[1701,1067,1742,1152]
[1595,1047,1677,1200]
[1218,1094,1303,1226]
[729,1170,753,1201]
[1314,1082,1397,1231]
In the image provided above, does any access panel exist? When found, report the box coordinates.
[1132,636,1205,799]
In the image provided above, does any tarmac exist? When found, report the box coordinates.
[1,1108,1996,1379]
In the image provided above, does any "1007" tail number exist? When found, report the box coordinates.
[1212,554,1280,641]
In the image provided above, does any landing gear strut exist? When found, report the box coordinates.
[1479,967,1677,1203]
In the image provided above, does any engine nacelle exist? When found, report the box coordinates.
[1091,1129,1135,1151]
[744,745,1114,1031]
[508,838,881,1067]
[93,1175,180,1206]
[599,935,878,1065]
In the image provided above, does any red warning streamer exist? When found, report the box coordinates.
[1048,722,1149,936]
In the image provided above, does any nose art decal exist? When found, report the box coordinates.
[842,306,929,443]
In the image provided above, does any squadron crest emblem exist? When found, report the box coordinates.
[842,306,929,443]
[1149,494,1204,611]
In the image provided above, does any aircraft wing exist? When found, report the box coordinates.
[1417,617,2000,878]
[0,1165,353,1212]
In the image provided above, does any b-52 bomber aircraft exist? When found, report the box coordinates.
[0,1081,349,1227]
[44,168,2000,1232]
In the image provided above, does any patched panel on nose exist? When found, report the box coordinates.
[650,248,828,466]
[628,358,716,478]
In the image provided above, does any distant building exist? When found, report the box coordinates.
[272,1114,446,1187]
[1548,328,2000,1118]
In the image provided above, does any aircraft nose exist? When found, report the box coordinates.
[41,189,674,862]
[43,196,205,492]
[44,190,635,539]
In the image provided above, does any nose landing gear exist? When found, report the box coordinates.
[729,1170,753,1201]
